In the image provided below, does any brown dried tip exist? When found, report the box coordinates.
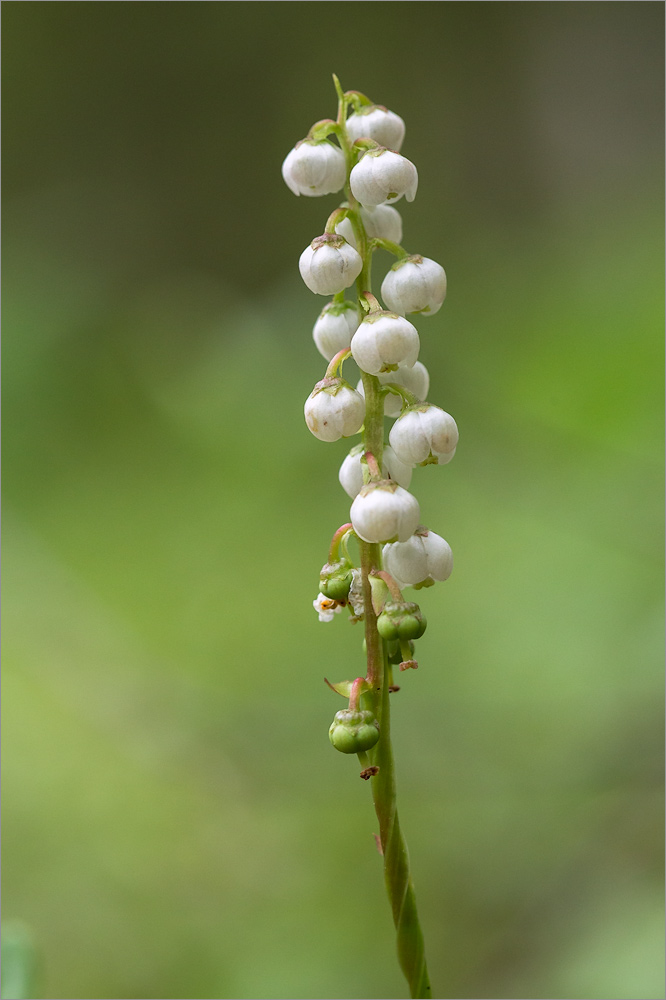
[399,659,419,671]
[388,684,401,693]
[373,833,384,855]
[360,765,380,780]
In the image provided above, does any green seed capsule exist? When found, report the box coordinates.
[329,709,380,754]
[319,560,353,602]
[377,600,427,641]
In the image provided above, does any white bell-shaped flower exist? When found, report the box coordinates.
[338,444,413,499]
[304,378,365,443]
[351,480,420,544]
[381,255,447,316]
[282,140,346,197]
[389,404,459,465]
[299,235,363,296]
[350,149,418,208]
[346,106,406,151]
[356,361,429,418]
[351,311,419,375]
[335,204,403,250]
[383,528,453,587]
[312,301,360,361]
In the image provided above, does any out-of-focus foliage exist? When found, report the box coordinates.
[2,4,664,999]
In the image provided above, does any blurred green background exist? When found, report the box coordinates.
[2,3,664,999]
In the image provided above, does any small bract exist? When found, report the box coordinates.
[357,360,430,417]
[299,235,363,296]
[338,444,413,499]
[389,405,459,466]
[346,106,406,151]
[335,204,403,250]
[304,377,365,442]
[313,300,360,361]
[383,528,453,587]
[282,140,346,197]
[350,480,420,543]
[350,149,418,208]
[351,311,420,375]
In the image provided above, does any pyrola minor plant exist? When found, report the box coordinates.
[282,76,457,999]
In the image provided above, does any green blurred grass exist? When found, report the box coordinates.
[3,178,663,999]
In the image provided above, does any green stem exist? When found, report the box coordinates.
[335,79,432,1000]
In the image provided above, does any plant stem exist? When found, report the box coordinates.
[336,79,432,999]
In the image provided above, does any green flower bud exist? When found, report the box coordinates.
[319,559,353,602]
[376,600,427,641]
[329,709,380,754]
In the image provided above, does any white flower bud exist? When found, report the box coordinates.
[350,480,421,544]
[346,106,406,151]
[282,140,346,197]
[335,204,403,250]
[350,311,420,375]
[313,592,344,622]
[338,444,413,499]
[383,528,453,587]
[381,255,447,316]
[356,361,430,418]
[389,404,459,466]
[304,377,365,443]
[312,301,360,361]
[299,235,363,296]
[350,149,418,208]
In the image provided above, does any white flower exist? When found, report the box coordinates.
[282,140,346,197]
[346,106,406,152]
[350,311,420,375]
[350,149,418,207]
[348,568,365,617]
[381,255,447,316]
[356,361,430,418]
[338,444,413,499]
[350,480,421,543]
[312,301,360,361]
[304,378,365,443]
[389,404,459,465]
[313,592,344,622]
[383,528,453,587]
[335,204,403,249]
[299,235,363,296]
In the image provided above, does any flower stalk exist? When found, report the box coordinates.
[282,75,460,1000]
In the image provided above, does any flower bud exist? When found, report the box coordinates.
[313,593,344,622]
[346,106,406,151]
[350,149,418,208]
[381,255,447,316]
[389,404,459,465]
[335,204,403,250]
[376,601,427,641]
[383,528,453,587]
[319,559,354,602]
[350,480,420,543]
[357,361,430,418]
[329,709,380,754]
[339,444,412,499]
[281,140,346,197]
[304,377,365,442]
[299,235,363,296]
[350,311,420,375]
[312,301,360,361]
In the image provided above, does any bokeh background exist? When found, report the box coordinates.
[2,3,664,999]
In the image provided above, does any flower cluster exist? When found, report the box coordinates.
[283,78,457,751]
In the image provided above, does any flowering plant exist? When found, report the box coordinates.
[283,76,458,999]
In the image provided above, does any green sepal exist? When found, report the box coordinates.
[324,677,371,699]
